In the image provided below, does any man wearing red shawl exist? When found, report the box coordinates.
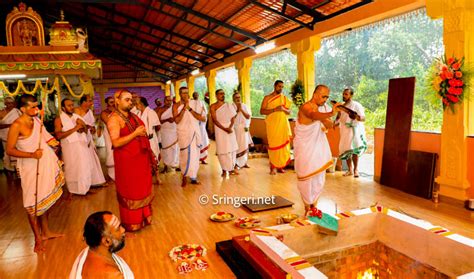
[107,89,156,232]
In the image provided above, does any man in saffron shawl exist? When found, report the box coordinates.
[107,90,155,232]
[260,80,292,175]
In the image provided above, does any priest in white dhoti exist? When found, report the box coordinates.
[70,211,134,279]
[211,89,239,177]
[6,95,65,253]
[173,87,204,186]
[75,95,106,186]
[294,85,340,216]
[136,97,160,162]
[100,97,115,180]
[137,97,161,184]
[232,92,252,169]
[54,99,92,195]
[0,97,22,171]
[158,96,179,172]
[336,88,367,178]
[130,91,141,115]
[192,92,210,164]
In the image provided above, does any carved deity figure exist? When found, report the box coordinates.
[17,19,37,46]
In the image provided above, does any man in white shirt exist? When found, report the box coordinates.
[335,88,367,178]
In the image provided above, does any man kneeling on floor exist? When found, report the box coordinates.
[70,211,134,279]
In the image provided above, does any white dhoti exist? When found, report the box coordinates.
[338,100,367,160]
[177,105,201,179]
[103,124,115,180]
[81,111,106,185]
[69,247,134,279]
[190,100,209,162]
[160,107,179,168]
[15,118,64,216]
[233,103,251,168]
[0,108,22,171]
[60,112,92,195]
[215,103,238,172]
[137,107,160,161]
[294,110,333,205]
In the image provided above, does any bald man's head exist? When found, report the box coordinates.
[312,84,330,106]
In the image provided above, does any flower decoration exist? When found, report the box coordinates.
[430,55,467,111]
[291,79,305,108]
[169,244,207,262]
[308,205,323,219]
[235,216,261,228]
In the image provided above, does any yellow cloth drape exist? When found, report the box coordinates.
[265,94,292,168]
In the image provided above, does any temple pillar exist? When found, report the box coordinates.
[427,0,473,200]
[173,80,181,102]
[235,57,252,108]
[165,83,171,97]
[290,35,321,100]
[186,75,195,95]
[95,87,108,111]
[205,69,217,105]
[99,92,105,111]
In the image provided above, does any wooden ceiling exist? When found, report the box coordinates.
[1,0,373,82]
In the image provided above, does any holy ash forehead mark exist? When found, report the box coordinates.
[104,214,120,229]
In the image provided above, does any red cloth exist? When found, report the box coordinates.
[114,112,154,231]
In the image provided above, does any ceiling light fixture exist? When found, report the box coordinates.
[255,42,275,54]
[166,80,171,85]
[26,77,48,81]
[0,74,26,80]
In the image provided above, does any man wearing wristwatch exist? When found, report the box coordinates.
[172,87,205,186]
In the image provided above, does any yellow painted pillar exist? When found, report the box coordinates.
[235,57,252,108]
[95,87,108,111]
[427,0,473,200]
[165,83,171,97]
[205,69,217,104]
[99,92,105,111]
[186,75,195,95]
[290,35,321,100]
[173,80,181,102]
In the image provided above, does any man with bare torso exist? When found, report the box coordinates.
[6,95,65,252]
[107,90,154,231]
[75,95,106,186]
[210,89,238,177]
[157,96,179,172]
[100,97,116,181]
[293,85,341,216]
[70,211,133,278]
[172,87,205,186]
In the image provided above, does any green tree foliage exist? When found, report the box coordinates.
[211,11,444,135]
[250,49,297,116]
[194,75,208,96]
[215,66,238,101]
[315,11,444,135]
